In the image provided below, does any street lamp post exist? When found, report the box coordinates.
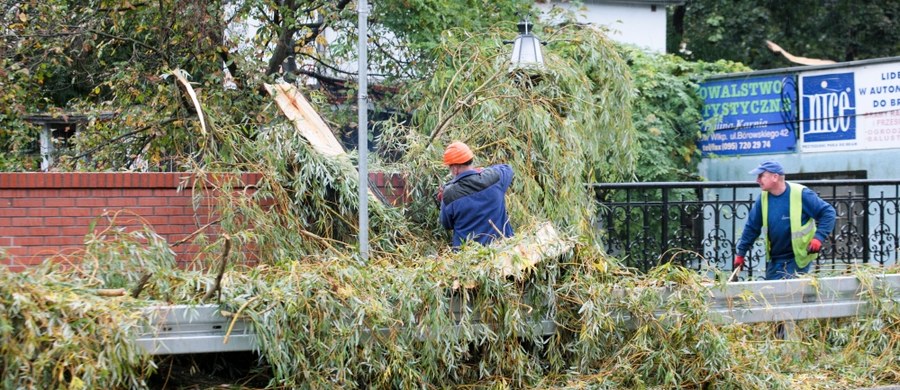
[358,0,369,261]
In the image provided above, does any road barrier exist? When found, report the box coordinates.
[136,274,900,355]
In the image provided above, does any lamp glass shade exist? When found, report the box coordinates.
[510,33,544,71]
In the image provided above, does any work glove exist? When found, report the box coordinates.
[733,255,745,269]
[433,184,445,208]
[807,238,823,253]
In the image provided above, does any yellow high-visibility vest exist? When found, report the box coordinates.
[761,182,818,268]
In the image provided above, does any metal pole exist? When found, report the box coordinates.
[357,0,369,261]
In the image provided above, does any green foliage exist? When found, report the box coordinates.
[0,0,530,171]
[672,0,900,69]
[621,44,750,182]
[9,236,900,388]
[625,45,751,181]
[0,266,155,389]
[375,0,528,53]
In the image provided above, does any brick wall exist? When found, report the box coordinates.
[369,172,411,206]
[0,172,406,271]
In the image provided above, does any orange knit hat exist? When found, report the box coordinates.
[443,141,474,166]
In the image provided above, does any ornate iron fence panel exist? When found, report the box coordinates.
[592,180,900,279]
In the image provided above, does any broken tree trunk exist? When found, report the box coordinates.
[264,83,384,204]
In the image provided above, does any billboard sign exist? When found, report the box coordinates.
[697,75,798,156]
[800,62,900,152]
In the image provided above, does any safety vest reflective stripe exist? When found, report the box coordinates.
[791,223,814,239]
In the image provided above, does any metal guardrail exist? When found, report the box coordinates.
[684,274,899,324]
[136,305,258,355]
[135,274,900,355]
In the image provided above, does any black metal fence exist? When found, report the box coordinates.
[592,180,900,279]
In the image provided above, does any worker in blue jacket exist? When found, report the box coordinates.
[734,161,836,280]
[438,141,514,249]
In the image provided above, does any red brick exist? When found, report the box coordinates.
[49,173,61,188]
[45,198,76,207]
[44,236,83,246]
[12,198,43,208]
[11,218,43,227]
[13,254,51,266]
[169,215,199,225]
[155,225,191,235]
[27,189,61,198]
[128,190,156,199]
[61,226,90,236]
[75,198,106,207]
[0,208,26,217]
[138,215,169,226]
[30,227,61,236]
[153,206,184,216]
[44,217,76,226]
[3,247,28,257]
[0,225,28,237]
[136,197,168,206]
[62,174,79,188]
[107,198,136,207]
[62,189,91,198]
[60,208,94,217]
[118,207,156,217]
[91,189,121,197]
[153,189,175,197]
[28,208,60,217]
[10,237,44,246]
[167,195,192,206]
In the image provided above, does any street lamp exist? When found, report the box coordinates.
[358,0,369,261]
[509,20,544,71]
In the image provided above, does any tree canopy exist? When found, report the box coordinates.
[0,0,529,171]
[670,0,900,69]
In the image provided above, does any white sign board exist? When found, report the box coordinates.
[799,62,900,152]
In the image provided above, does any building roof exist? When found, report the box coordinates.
[581,0,685,5]
[706,55,900,80]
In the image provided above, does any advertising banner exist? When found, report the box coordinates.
[800,62,900,152]
[697,75,798,156]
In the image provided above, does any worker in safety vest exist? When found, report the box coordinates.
[438,141,514,249]
[734,161,836,280]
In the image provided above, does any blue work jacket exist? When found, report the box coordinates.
[439,164,514,249]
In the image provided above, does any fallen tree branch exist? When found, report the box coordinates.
[95,288,126,297]
[171,217,222,247]
[131,272,152,299]
[202,235,232,302]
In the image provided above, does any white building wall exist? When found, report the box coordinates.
[536,1,671,52]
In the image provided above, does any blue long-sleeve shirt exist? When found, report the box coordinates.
[736,184,836,260]
[439,164,514,248]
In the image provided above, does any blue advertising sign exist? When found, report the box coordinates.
[697,75,798,156]
[800,72,857,144]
